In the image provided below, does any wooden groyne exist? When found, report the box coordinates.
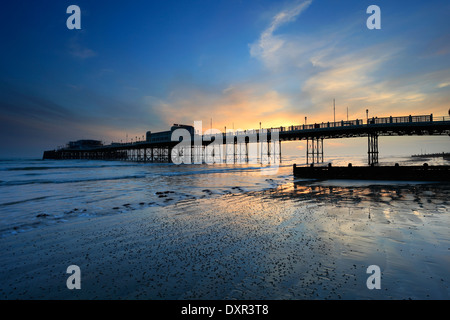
[293,163,450,181]
[411,152,450,160]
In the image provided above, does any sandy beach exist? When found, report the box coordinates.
[1,179,448,300]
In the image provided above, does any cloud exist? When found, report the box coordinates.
[301,42,450,119]
[246,1,450,122]
[0,80,164,157]
[68,37,97,59]
[155,0,449,134]
[69,44,96,59]
[147,82,304,131]
[249,0,313,71]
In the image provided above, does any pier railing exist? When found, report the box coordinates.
[191,114,449,141]
[269,114,449,133]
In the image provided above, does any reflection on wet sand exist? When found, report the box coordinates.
[0,159,448,299]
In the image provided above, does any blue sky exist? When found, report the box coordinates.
[1,0,449,158]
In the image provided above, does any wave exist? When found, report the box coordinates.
[159,163,292,177]
[0,196,50,207]
[0,174,146,187]
[1,163,144,171]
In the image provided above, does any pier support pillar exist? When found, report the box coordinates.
[368,133,379,165]
[279,139,282,163]
[306,137,324,165]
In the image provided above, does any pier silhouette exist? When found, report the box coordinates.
[43,113,450,167]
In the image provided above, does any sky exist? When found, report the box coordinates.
[0,0,449,158]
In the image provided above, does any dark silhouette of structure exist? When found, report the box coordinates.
[43,113,450,167]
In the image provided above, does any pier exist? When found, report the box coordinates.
[43,114,450,166]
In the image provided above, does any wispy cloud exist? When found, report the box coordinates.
[302,43,450,118]
[0,80,163,157]
[68,37,97,59]
[249,0,313,70]
[247,0,450,121]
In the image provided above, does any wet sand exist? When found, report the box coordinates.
[0,182,449,300]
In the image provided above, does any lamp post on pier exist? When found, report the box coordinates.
[333,99,336,123]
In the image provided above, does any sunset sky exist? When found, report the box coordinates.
[1,0,449,158]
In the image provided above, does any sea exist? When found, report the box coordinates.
[0,154,449,300]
